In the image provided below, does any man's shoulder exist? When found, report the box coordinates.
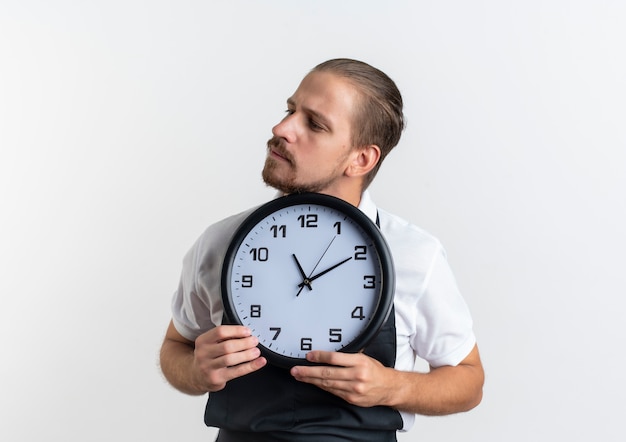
[377,208,442,250]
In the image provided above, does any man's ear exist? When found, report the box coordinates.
[345,144,381,178]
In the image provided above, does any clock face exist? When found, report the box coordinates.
[221,193,394,368]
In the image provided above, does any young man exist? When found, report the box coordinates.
[160,59,484,441]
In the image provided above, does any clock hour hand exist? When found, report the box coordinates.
[292,254,312,295]
[298,256,353,288]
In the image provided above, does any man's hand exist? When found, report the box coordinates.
[290,351,393,408]
[160,321,267,395]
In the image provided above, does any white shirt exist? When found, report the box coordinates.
[171,191,476,431]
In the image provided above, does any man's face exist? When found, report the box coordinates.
[262,71,360,195]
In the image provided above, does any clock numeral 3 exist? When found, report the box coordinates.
[363,275,376,289]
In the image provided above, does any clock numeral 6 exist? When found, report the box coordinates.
[329,328,342,343]
[300,337,312,351]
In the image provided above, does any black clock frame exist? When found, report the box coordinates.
[220,192,395,368]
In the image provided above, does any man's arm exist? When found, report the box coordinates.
[290,344,483,416]
[159,320,267,395]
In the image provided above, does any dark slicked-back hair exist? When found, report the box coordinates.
[312,58,405,188]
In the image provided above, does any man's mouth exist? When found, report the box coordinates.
[267,138,293,164]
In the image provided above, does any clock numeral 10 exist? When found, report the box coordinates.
[250,247,269,261]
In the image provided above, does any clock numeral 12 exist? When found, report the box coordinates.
[298,214,318,228]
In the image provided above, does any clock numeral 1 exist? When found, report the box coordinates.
[329,328,342,343]
[241,275,253,288]
[250,304,261,318]
[351,306,365,320]
[363,275,376,289]
[270,327,281,340]
[333,221,342,235]
[300,337,312,351]
[354,245,367,260]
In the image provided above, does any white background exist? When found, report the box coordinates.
[1,1,624,441]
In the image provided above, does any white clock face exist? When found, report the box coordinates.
[222,194,394,367]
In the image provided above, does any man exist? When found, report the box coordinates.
[160,58,484,441]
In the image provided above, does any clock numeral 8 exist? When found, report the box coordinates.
[250,304,261,318]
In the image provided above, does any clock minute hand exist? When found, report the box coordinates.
[298,256,353,288]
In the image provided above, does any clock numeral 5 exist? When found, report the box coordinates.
[329,328,342,343]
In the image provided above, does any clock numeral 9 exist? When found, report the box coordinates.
[301,337,312,351]
[241,275,253,288]
[298,214,318,228]
[329,328,342,343]
[354,245,367,260]
[351,306,365,320]
[363,275,376,289]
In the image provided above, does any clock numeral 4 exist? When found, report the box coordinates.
[351,306,365,320]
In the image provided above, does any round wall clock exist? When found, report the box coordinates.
[221,192,395,368]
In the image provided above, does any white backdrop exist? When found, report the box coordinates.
[1,1,625,441]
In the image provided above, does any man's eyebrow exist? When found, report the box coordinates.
[286,97,332,129]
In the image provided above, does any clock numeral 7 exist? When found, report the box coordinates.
[269,327,281,340]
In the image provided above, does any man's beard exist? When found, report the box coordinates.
[262,136,342,195]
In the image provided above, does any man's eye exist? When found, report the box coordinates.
[308,119,323,131]
[285,109,295,115]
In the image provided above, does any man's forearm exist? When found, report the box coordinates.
[384,345,484,416]
[160,338,207,396]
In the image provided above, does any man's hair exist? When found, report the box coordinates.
[312,58,405,188]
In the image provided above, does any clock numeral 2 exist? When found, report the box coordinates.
[354,245,367,260]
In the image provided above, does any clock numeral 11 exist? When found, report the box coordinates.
[270,224,286,238]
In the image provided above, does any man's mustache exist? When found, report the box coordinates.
[267,137,294,164]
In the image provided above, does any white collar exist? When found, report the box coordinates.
[358,190,378,224]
